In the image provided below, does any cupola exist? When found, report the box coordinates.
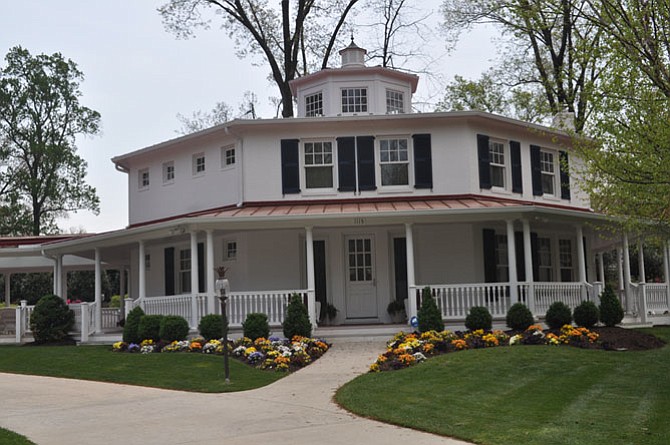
[339,38,367,68]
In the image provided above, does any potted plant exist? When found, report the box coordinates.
[387,299,407,323]
[320,302,338,325]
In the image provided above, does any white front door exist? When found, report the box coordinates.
[345,235,377,319]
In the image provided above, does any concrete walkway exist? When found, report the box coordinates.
[0,340,471,445]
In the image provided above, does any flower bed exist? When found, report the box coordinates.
[112,335,330,372]
[370,324,599,372]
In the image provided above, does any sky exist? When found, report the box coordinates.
[0,1,498,234]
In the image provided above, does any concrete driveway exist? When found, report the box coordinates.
[0,340,471,445]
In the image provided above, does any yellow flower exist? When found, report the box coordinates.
[369,363,381,372]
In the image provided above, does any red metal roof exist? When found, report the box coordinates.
[0,234,92,249]
[129,194,595,228]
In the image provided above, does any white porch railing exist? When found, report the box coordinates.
[130,294,210,328]
[224,290,305,326]
[417,282,591,320]
[416,284,510,319]
[645,283,670,313]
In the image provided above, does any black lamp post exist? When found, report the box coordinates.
[215,267,230,383]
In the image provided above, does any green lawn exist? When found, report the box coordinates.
[0,345,284,392]
[336,327,670,445]
[0,427,35,445]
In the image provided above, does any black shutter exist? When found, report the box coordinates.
[280,139,300,194]
[530,145,542,196]
[515,231,526,282]
[337,137,356,192]
[197,242,205,293]
[531,232,539,281]
[560,151,571,200]
[477,134,491,189]
[164,247,175,296]
[483,229,497,283]
[510,140,522,193]
[413,133,433,189]
[357,136,376,191]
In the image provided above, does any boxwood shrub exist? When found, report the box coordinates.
[506,302,534,331]
[545,301,572,329]
[159,315,190,342]
[123,306,145,343]
[243,313,270,340]
[137,314,164,342]
[30,295,75,344]
[465,306,492,331]
[198,314,226,340]
[573,300,599,329]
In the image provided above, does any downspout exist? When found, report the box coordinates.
[224,126,245,207]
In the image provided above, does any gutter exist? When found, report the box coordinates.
[224,126,245,207]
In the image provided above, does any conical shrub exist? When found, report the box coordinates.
[418,287,444,332]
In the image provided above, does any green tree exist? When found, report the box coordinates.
[441,0,603,132]
[574,1,670,230]
[0,46,100,235]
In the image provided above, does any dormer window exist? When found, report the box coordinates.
[386,90,404,114]
[342,88,367,113]
[305,92,323,117]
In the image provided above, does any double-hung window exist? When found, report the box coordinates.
[162,161,174,184]
[379,138,409,186]
[222,145,235,167]
[386,89,404,113]
[494,234,509,282]
[304,141,333,189]
[489,140,506,188]
[305,92,323,117]
[179,249,191,293]
[537,237,553,281]
[138,168,149,189]
[341,88,367,113]
[193,153,206,176]
[540,151,556,195]
[559,239,574,282]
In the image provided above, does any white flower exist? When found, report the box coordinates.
[413,352,427,362]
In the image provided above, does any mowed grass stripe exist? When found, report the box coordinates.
[336,327,670,445]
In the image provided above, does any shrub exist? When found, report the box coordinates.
[418,287,444,333]
[243,313,270,340]
[283,293,312,339]
[30,295,75,344]
[545,301,572,329]
[573,301,600,329]
[123,306,145,343]
[137,314,164,342]
[506,303,534,331]
[159,315,190,342]
[599,284,624,327]
[465,306,492,331]
[109,295,122,308]
[199,314,226,340]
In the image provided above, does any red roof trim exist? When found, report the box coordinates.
[127,194,594,229]
[0,234,93,249]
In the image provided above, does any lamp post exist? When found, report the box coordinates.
[215,267,230,383]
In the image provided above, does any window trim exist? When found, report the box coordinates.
[192,153,206,176]
[488,139,508,190]
[540,149,558,197]
[377,136,412,190]
[162,161,174,185]
[341,87,368,114]
[178,248,191,294]
[301,139,336,193]
[385,89,405,114]
[305,91,324,117]
[223,240,237,261]
[138,168,150,190]
[221,145,236,170]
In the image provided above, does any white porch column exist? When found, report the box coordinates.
[522,219,534,313]
[206,230,216,315]
[61,268,68,302]
[305,226,317,327]
[55,255,63,298]
[52,257,58,296]
[190,231,199,328]
[576,225,587,283]
[4,273,10,306]
[405,223,417,321]
[666,241,670,310]
[119,267,126,319]
[138,240,146,301]
[616,246,624,293]
[94,248,102,333]
[506,220,519,304]
[637,239,646,284]
[622,233,632,313]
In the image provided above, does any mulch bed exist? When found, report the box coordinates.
[592,327,666,351]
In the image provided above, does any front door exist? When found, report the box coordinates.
[345,235,377,319]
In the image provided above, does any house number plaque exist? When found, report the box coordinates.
[353,217,366,225]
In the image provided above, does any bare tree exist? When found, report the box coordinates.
[159,0,360,117]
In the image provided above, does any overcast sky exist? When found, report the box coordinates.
[0,1,497,234]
